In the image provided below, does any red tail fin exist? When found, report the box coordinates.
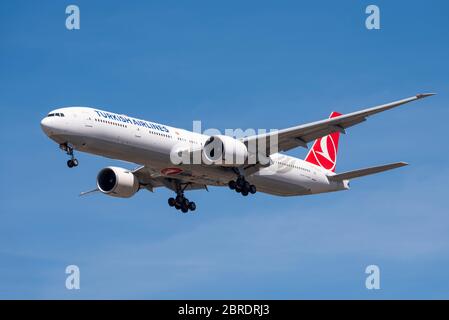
[304,112,342,172]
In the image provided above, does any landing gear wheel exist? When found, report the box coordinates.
[236,177,245,189]
[232,174,257,197]
[67,159,79,168]
[249,184,257,194]
[170,183,198,213]
[168,197,176,207]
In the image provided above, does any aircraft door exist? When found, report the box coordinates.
[83,111,94,129]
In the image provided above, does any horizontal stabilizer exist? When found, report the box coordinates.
[328,162,408,181]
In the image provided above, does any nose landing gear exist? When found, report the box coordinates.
[228,176,256,196]
[60,143,79,168]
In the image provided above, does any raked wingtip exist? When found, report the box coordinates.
[416,93,436,99]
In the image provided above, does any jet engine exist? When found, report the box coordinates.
[96,166,139,198]
[202,135,248,166]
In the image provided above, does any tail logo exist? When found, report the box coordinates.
[161,167,183,175]
[310,134,338,171]
[304,111,341,172]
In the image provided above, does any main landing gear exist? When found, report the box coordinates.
[228,176,256,196]
[168,184,196,213]
[60,143,79,168]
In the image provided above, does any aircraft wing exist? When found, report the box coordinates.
[243,93,434,155]
[132,166,208,192]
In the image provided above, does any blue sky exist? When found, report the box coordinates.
[0,0,448,299]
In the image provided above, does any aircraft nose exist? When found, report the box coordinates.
[40,117,53,136]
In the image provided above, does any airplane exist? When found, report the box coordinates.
[40,93,434,213]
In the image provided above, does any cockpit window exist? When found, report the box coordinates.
[48,113,55,117]
[47,113,65,117]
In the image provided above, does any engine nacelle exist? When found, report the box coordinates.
[96,166,139,198]
[202,135,248,166]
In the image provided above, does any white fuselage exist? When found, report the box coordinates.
[40,107,348,196]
